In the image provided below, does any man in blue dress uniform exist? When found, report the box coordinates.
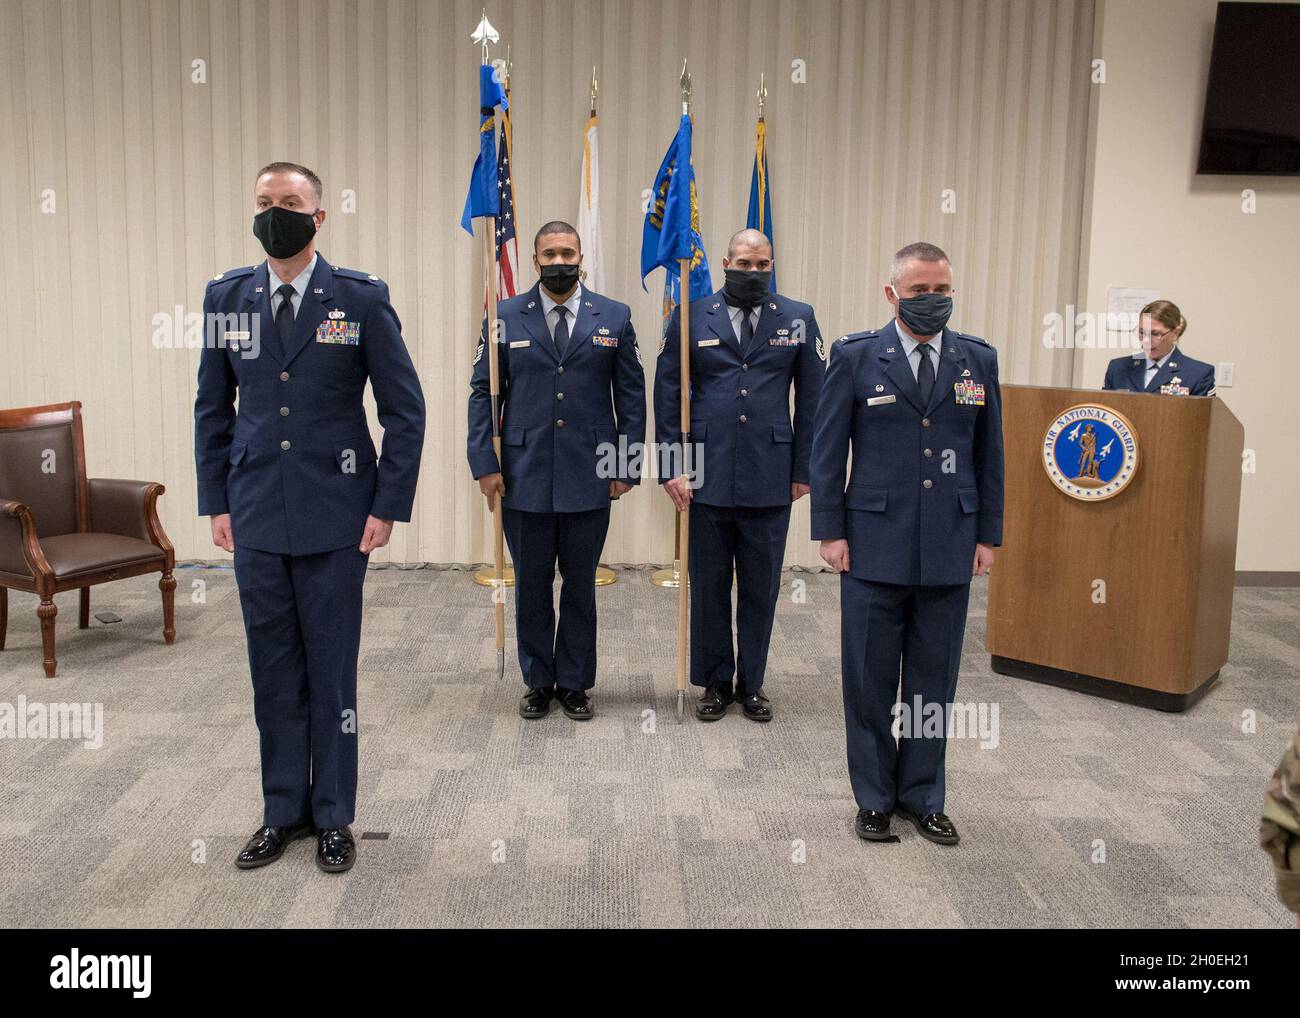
[195,162,425,873]
[810,242,1003,846]
[468,221,645,721]
[655,229,825,722]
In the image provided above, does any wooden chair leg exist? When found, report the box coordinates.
[0,587,7,650]
[160,569,176,645]
[38,595,57,677]
[79,587,90,629]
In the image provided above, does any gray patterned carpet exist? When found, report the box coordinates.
[0,566,1295,928]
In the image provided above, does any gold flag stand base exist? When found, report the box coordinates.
[651,560,687,588]
[473,565,515,587]
[473,565,618,586]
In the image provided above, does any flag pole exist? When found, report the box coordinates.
[585,64,616,588]
[473,10,507,680]
[675,60,693,724]
[486,213,504,680]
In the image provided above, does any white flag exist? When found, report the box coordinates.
[576,112,605,295]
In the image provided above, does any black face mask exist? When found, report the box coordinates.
[539,262,581,296]
[723,268,772,308]
[252,206,319,259]
[893,289,953,336]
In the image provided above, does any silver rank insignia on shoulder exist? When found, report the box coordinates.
[368,274,379,281]
[816,335,826,360]
[875,384,884,392]
[836,335,847,343]
[212,272,225,281]
[473,340,484,365]
[328,310,346,319]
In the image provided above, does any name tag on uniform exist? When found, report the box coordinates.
[867,395,896,406]
[954,380,985,406]
[698,338,720,348]
[509,340,530,349]
[224,330,250,342]
[316,319,361,345]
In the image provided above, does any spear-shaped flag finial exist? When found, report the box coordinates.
[470,9,499,63]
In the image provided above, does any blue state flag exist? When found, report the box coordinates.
[746,117,776,291]
[641,113,711,305]
[461,65,510,235]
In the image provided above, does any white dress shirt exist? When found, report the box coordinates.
[895,320,944,381]
[727,303,761,345]
[267,253,318,320]
[1142,348,1173,389]
[540,282,584,341]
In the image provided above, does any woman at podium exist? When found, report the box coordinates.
[1102,299,1215,396]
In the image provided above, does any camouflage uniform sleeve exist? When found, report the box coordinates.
[1261,725,1300,913]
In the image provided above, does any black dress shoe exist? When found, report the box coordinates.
[695,682,734,722]
[519,686,555,720]
[316,826,357,872]
[737,690,773,722]
[556,688,594,720]
[895,808,960,845]
[235,823,314,869]
[854,809,892,842]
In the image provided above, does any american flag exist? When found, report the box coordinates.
[495,99,519,299]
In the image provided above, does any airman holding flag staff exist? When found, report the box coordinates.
[468,221,646,720]
[655,228,824,722]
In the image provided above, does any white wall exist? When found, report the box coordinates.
[1078,0,1300,571]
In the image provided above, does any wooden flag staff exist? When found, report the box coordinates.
[472,9,506,680]
[674,59,693,724]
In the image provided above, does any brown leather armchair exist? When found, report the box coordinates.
[0,402,175,676]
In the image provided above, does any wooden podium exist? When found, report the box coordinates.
[987,385,1244,711]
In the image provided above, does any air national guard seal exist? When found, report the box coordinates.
[1042,404,1140,501]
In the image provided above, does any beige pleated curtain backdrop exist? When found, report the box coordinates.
[0,0,1095,567]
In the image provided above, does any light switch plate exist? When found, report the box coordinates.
[1218,362,1234,387]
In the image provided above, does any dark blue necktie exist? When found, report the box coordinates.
[739,306,755,352]
[917,342,935,404]
[553,304,570,358]
[274,282,296,332]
